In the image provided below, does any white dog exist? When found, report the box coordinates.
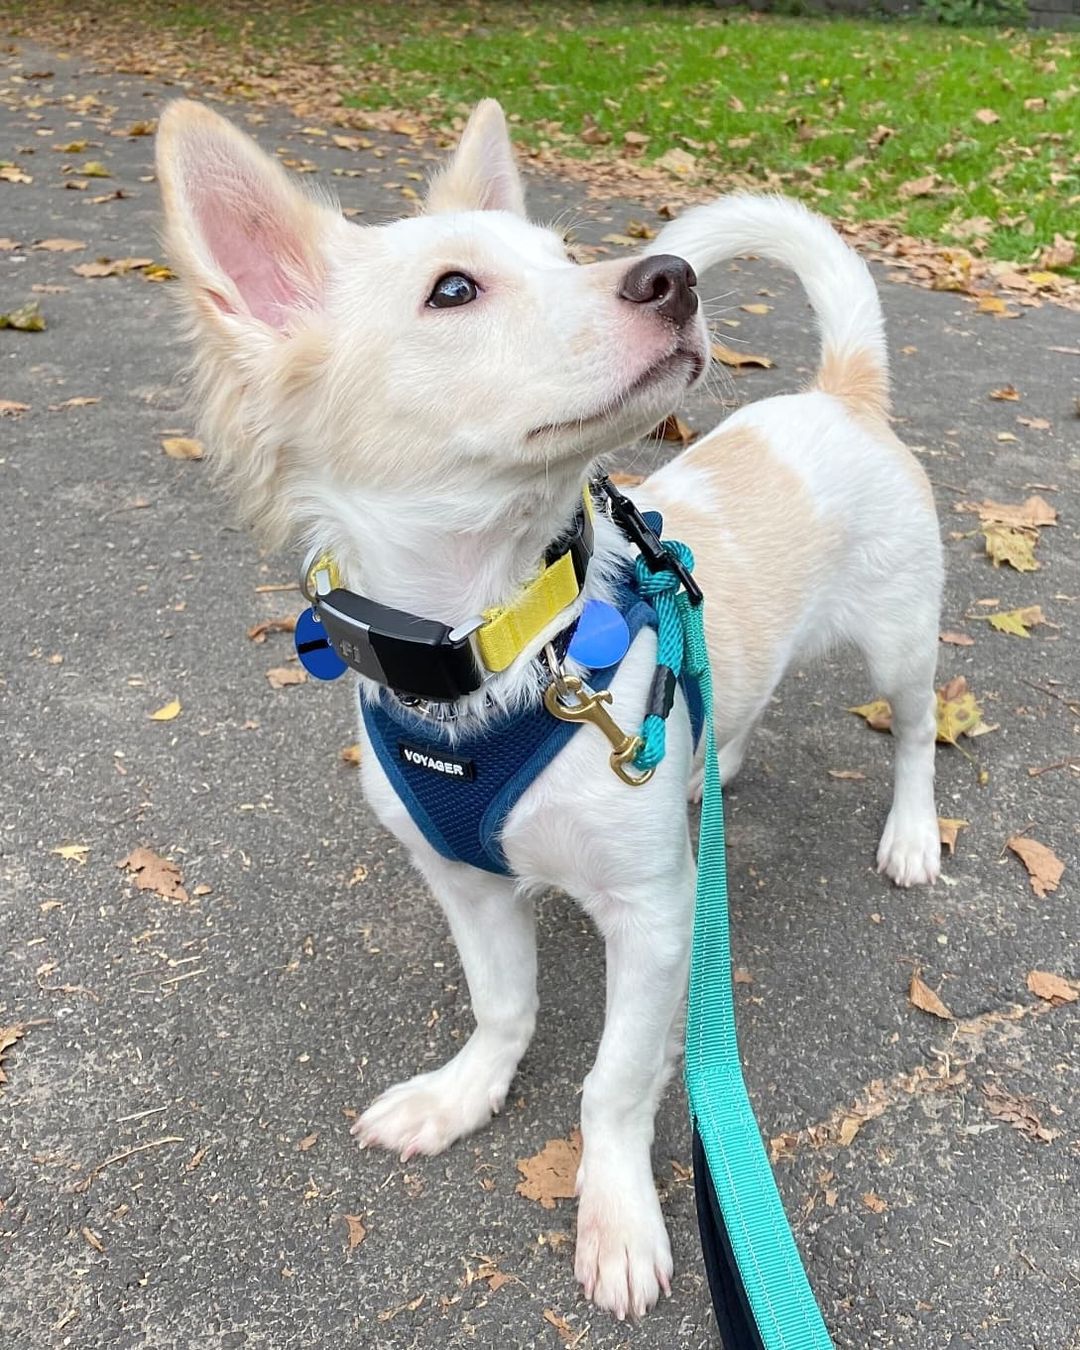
[157,98,942,1321]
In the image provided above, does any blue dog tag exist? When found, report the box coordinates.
[294,606,348,681]
[567,599,631,670]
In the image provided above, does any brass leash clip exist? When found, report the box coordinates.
[543,646,653,787]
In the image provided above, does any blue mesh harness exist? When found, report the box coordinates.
[362,569,703,876]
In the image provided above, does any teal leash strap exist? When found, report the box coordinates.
[637,542,833,1350]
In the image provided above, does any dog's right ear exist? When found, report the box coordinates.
[425,99,526,217]
[156,100,335,334]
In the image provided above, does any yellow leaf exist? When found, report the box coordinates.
[740,303,772,315]
[1027,271,1060,288]
[162,436,204,460]
[975,294,1009,315]
[935,676,983,745]
[980,524,1039,572]
[0,301,46,331]
[142,263,175,282]
[149,698,182,721]
[986,605,1044,637]
[712,342,774,369]
[848,699,892,732]
[909,971,953,1020]
[51,843,90,864]
[938,818,969,854]
[79,160,111,178]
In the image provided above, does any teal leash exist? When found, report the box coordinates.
[634,543,834,1350]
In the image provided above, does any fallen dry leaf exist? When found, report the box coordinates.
[740,302,772,315]
[0,301,46,331]
[1017,416,1051,432]
[50,396,100,410]
[0,400,30,418]
[985,605,1045,638]
[34,237,86,252]
[938,818,969,854]
[149,698,181,722]
[542,1309,582,1347]
[898,174,937,200]
[909,971,954,1020]
[973,108,1001,126]
[1026,970,1077,1005]
[340,744,362,766]
[828,769,866,781]
[0,164,32,184]
[341,1213,367,1249]
[848,698,893,732]
[247,616,297,643]
[51,843,89,864]
[981,1081,1059,1144]
[712,341,774,369]
[162,436,204,460]
[515,1130,581,1209]
[117,847,189,903]
[976,295,1011,316]
[297,1132,318,1152]
[939,630,974,646]
[607,472,644,487]
[1007,836,1064,898]
[266,666,307,689]
[935,676,985,745]
[958,495,1058,529]
[989,385,1020,401]
[78,160,111,178]
[981,524,1039,573]
[72,257,153,278]
[0,1025,27,1086]
[1039,233,1077,271]
[861,1191,888,1214]
[656,413,695,444]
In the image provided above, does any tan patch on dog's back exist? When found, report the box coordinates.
[644,426,842,723]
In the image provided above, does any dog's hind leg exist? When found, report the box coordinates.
[571,841,695,1320]
[858,603,941,887]
[353,858,537,1159]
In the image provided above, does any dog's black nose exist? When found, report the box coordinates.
[618,254,698,324]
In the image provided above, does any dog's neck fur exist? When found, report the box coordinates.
[303,457,629,717]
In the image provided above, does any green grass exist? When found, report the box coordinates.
[25,2,1080,269]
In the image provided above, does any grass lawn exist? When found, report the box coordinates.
[18,2,1080,272]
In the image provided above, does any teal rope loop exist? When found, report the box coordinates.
[632,541,700,771]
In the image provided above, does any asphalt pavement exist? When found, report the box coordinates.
[1,38,1078,1350]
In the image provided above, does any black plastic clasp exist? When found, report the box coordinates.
[598,475,704,606]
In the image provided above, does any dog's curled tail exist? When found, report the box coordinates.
[649,193,889,420]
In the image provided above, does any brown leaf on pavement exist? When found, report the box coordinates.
[1026,971,1078,1005]
[247,616,297,643]
[34,238,86,252]
[267,666,307,689]
[117,848,190,903]
[162,436,204,460]
[341,1213,367,1249]
[908,971,954,1021]
[938,818,969,854]
[712,341,774,369]
[939,630,974,646]
[956,495,1058,529]
[989,385,1020,401]
[515,1130,581,1209]
[656,413,695,444]
[340,744,362,766]
[1007,836,1064,898]
[0,1024,27,1086]
[0,400,30,418]
[72,257,154,278]
[981,1082,1059,1144]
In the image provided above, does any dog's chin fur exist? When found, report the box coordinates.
[158,97,943,1322]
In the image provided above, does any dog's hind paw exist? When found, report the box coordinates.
[575,1179,672,1321]
[877,809,941,888]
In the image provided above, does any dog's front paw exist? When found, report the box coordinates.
[877,809,941,887]
[575,1178,672,1320]
[352,1058,506,1161]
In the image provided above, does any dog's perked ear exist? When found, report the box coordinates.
[425,99,526,217]
[155,99,336,332]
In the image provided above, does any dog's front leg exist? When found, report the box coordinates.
[354,856,537,1159]
[571,843,695,1320]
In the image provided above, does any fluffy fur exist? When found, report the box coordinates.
[157,98,943,1321]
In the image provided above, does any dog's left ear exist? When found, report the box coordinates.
[426,99,525,216]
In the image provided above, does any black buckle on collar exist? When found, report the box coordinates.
[309,493,594,702]
[598,475,703,606]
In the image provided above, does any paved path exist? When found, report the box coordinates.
[1,38,1077,1350]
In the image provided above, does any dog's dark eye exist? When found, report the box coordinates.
[427,273,479,308]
